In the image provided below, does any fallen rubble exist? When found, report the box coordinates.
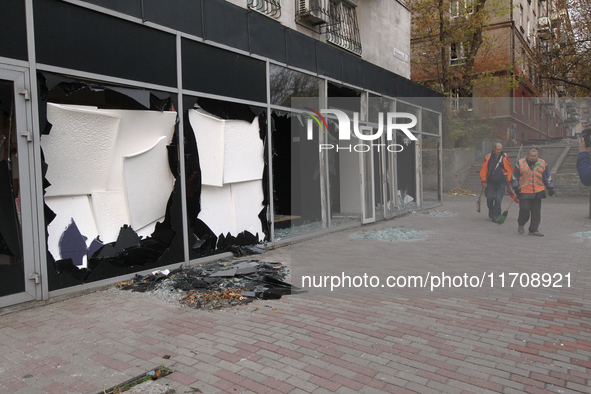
[116,259,298,309]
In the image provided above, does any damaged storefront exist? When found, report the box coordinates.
[0,0,442,308]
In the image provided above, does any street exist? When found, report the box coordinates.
[1,195,590,394]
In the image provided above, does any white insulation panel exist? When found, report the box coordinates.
[223,117,264,184]
[198,185,235,238]
[189,109,225,187]
[43,104,120,196]
[231,180,264,238]
[45,195,98,262]
[99,109,176,191]
[91,190,130,244]
[123,136,174,230]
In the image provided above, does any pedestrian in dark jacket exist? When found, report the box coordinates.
[480,143,513,222]
[576,134,591,186]
[511,146,554,237]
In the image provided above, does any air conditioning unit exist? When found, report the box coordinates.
[298,0,329,25]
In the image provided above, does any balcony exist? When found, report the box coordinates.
[248,0,281,18]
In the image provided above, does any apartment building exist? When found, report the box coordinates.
[410,0,570,145]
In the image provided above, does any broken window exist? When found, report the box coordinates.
[38,73,183,289]
[270,64,322,108]
[0,79,25,298]
[184,97,269,255]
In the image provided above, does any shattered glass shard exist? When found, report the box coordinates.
[59,219,88,266]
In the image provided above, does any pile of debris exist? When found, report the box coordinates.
[117,259,298,309]
[444,188,476,196]
[351,227,425,242]
[414,209,456,217]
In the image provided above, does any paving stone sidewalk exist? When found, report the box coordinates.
[1,195,590,394]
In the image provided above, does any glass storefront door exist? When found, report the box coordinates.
[0,68,39,307]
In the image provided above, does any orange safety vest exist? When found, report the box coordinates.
[480,153,513,184]
[517,158,546,194]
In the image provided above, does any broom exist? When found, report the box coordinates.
[476,186,484,213]
[497,198,514,224]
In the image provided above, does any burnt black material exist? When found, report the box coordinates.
[118,259,299,307]
[34,0,177,87]
[0,0,28,61]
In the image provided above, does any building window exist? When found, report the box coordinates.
[450,0,474,18]
[327,0,362,55]
[450,42,466,65]
[522,92,526,115]
[520,5,524,32]
[449,89,472,111]
[248,0,281,18]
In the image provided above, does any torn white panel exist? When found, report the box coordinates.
[189,109,225,187]
[123,136,174,229]
[45,195,98,262]
[91,191,130,244]
[231,180,264,237]
[135,217,163,239]
[99,109,176,191]
[198,185,235,237]
[223,117,264,184]
[43,104,120,196]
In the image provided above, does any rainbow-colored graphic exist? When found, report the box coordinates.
[302,107,328,131]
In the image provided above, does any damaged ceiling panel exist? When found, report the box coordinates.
[123,136,174,229]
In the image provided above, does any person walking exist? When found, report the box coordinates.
[511,146,554,237]
[480,143,513,222]
[576,132,591,186]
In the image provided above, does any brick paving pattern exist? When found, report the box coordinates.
[0,196,590,393]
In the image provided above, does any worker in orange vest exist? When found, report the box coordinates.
[511,146,554,237]
[480,143,513,222]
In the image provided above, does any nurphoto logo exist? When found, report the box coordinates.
[303,107,418,153]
